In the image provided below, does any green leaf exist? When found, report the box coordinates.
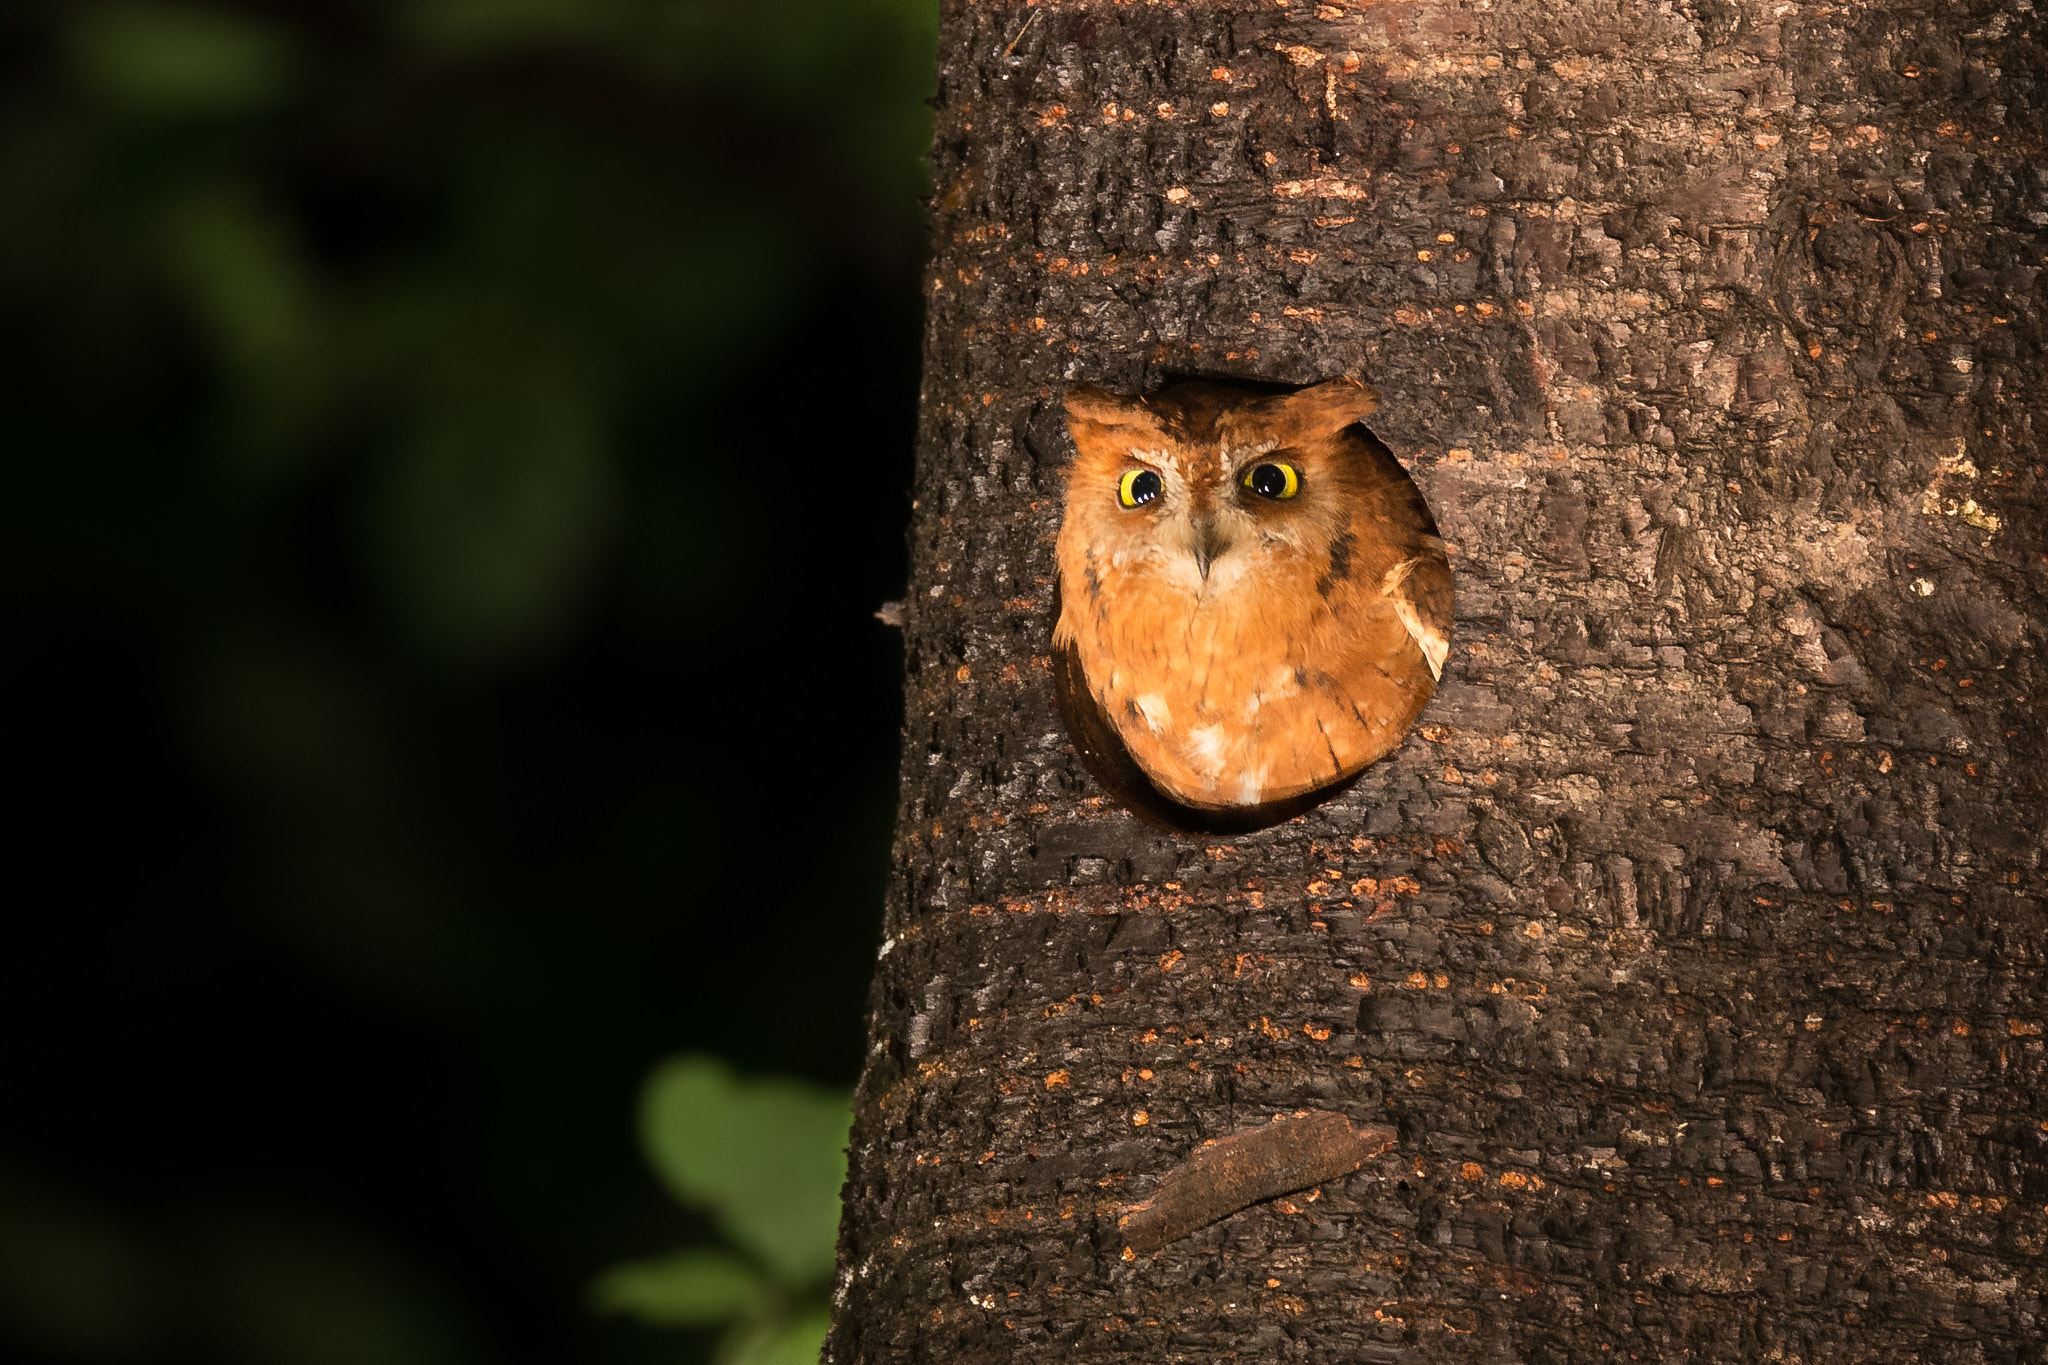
[69,6,294,114]
[640,1058,850,1286]
[0,1167,153,1362]
[718,1309,831,1365]
[165,190,318,374]
[588,1249,763,1328]
[400,0,636,51]
[185,1211,469,1365]
[371,371,613,666]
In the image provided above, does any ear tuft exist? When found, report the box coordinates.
[1063,384,1151,430]
[1281,375,1379,433]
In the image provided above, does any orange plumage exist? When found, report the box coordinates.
[1053,378,1452,818]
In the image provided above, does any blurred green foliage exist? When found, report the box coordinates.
[592,1058,851,1363]
[0,1164,473,1365]
[0,0,931,1361]
[26,0,932,667]
[635,1058,851,1287]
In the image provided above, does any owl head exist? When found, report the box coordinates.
[1053,377,1451,827]
[1058,378,1384,597]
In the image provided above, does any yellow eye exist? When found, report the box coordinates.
[1243,461,1300,500]
[1118,469,1164,508]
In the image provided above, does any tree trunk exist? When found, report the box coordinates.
[831,0,2047,1360]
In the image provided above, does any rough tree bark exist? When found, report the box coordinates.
[831,0,2047,1360]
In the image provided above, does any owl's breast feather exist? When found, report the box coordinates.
[1071,562,1434,809]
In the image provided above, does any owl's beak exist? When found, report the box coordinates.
[1191,516,1230,581]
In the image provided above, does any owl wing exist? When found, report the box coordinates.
[1380,548,1453,681]
[1335,429,1452,680]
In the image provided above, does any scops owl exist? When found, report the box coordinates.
[1053,377,1453,822]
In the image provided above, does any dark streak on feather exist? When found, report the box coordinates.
[1315,530,1355,599]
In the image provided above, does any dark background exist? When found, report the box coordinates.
[0,1,930,1361]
